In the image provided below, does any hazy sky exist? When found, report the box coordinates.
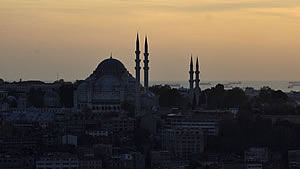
[1,0,300,82]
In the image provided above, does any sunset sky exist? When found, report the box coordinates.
[1,0,300,82]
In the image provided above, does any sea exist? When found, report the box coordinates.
[149,81,300,92]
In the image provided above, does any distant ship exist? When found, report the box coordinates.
[221,81,242,89]
[228,81,242,85]
[288,83,300,89]
[167,84,181,88]
[200,82,212,86]
[223,84,233,89]
[289,81,300,84]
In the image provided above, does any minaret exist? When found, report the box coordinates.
[135,33,141,115]
[189,55,194,90]
[195,56,201,106]
[189,55,194,104]
[195,57,200,89]
[144,36,149,92]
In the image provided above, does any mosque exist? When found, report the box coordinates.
[73,34,158,115]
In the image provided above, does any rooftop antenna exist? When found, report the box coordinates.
[110,52,113,59]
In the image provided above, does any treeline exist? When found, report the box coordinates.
[150,84,300,115]
[213,108,300,153]
[149,85,189,107]
[252,86,299,115]
[201,84,248,109]
[203,107,297,169]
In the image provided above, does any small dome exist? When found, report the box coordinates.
[94,58,126,77]
[7,96,16,103]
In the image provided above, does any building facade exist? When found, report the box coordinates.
[162,126,205,159]
[36,153,79,169]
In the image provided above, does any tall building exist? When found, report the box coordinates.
[162,126,205,159]
[244,147,269,163]
[289,150,300,169]
[163,111,222,136]
[244,147,269,169]
[36,153,79,169]
[79,158,102,169]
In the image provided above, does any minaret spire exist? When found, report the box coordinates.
[195,56,200,89]
[189,54,194,90]
[189,54,194,105]
[144,36,149,92]
[135,33,141,116]
[195,56,201,106]
[145,36,148,53]
[136,33,140,51]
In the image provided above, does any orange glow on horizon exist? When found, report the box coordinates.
[1,0,300,81]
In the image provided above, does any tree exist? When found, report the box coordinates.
[224,87,248,107]
[205,84,225,109]
[258,87,288,104]
[149,85,188,107]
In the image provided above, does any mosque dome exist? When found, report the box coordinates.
[73,34,158,114]
[93,57,126,77]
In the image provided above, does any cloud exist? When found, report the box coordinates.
[133,0,300,13]
[2,0,300,14]
[1,0,300,20]
[250,7,300,21]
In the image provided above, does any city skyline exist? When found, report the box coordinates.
[1,1,300,168]
[1,0,300,82]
